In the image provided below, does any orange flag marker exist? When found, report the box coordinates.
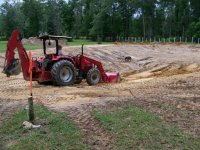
[28,52,33,95]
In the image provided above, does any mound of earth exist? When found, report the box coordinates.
[1,44,200,148]
[22,37,66,47]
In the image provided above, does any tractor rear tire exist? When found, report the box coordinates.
[51,60,76,86]
[86,68,101,86]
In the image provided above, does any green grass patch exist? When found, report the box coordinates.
[0,105,88,150]
[0,41,42,53]
[66,39,112,46]
[0,41,7,52]
[23,44,42,50]
[93,107,200,150]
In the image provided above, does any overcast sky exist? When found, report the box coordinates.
[0,0,3,4]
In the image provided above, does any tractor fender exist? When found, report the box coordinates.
[52,57,75,65]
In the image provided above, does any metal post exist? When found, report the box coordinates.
[82,44,84,55]
[192,37,194,44]
[28,96,34,122]
[180,37,182,42]
[174,37,176,43]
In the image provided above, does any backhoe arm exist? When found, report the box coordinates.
[3,30,30,78]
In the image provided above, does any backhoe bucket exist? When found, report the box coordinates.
[3,59,21,77]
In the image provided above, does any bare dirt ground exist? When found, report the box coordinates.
[1,43,200,149]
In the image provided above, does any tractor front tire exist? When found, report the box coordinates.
[86,68,101,86]
[51,60,76,86]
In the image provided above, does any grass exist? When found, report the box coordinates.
[0,41,42,53]
[93,107,200,150]
[23,44,42,50]
[0,41,7,52]
[0,105,88,150]
[66,39,112,46]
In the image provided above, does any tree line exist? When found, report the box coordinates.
[0,0,200,41]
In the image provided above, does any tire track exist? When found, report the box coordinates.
[60,105,115,150]
[0,99,26,125]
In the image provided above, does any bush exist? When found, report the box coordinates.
[0,36,7,41]
[187,18,200,38]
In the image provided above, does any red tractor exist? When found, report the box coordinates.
[3,30,119,86]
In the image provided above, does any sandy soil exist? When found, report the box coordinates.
[1,43,200,149]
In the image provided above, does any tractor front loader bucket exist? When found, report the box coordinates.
[105,72,120,83]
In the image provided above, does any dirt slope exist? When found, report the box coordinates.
[1,44,200,149]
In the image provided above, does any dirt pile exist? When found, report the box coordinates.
[1,43,200,143]
[122,63,200,81]
[22,37,66,47]
[22,37,41,45]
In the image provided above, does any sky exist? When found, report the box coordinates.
[0,0,4,4]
